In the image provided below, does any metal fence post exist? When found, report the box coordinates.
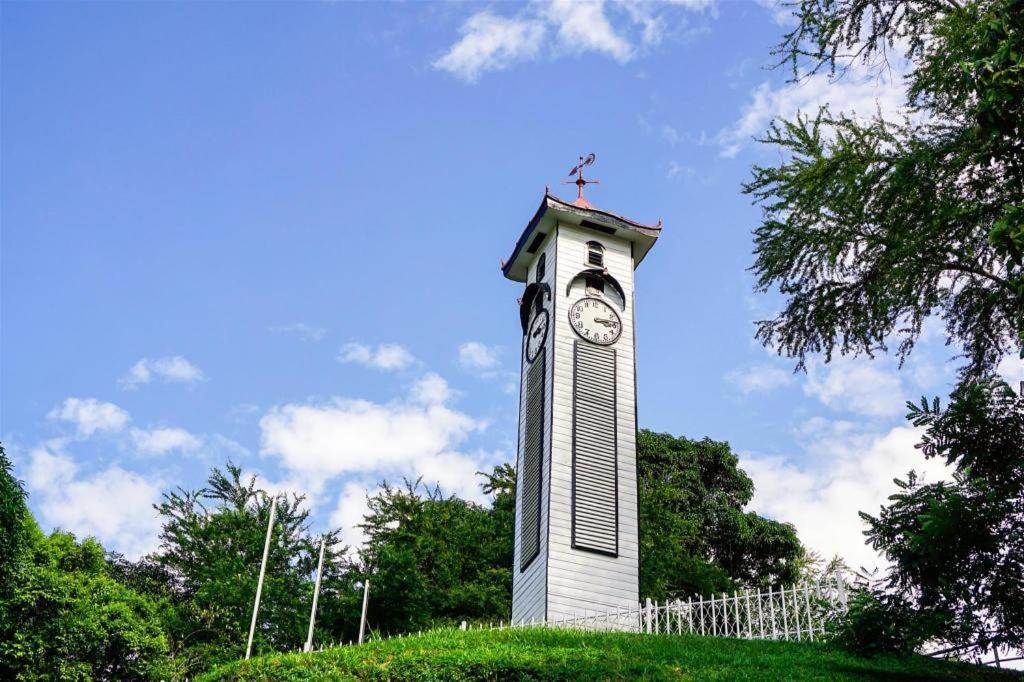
[358,579,370,644]
[246,496,277,660]
[780,585,790,640]
[304,538,327,652]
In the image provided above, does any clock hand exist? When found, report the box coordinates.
[532,325,544,338]
[593,318,619,327]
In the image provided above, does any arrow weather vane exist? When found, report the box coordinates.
[566,153,599,206]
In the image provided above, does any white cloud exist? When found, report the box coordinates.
[259,374,487,484]
[725,364,793,394]
[130,426,202,455]
[661,124,681,146]
[24,443,163,558]
[338,343,415,371]
[804,357,906,418]
[119,355,206,390]
[753,0,795,25]
[270,323,327,342]
[543,0,633,62]
[410,372,456,405]
[718,61,909,157]
[331,481,374,552]
[48,397,130,436]
[433,11,546,83]
[998,354,1024,387]
[742,419,951,571]
[434,0,713,83]
[458,341,500,371]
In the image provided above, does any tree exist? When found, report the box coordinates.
[352,464,515,634]
[859,379,1024,655]
[1,525,171,681]
[637,431,804,600]
[0,445,29,599]
[745,0,1022,379]
[150,463,354,676]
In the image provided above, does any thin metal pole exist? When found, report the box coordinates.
[744,589,753,640]
[733,591,740,638]
[246,496,278,660]
[781,585,790,640]
[803,583,814,641]
[756,587,765,640]
[304,538,327,652]
[769,586,777,640]
[358,579,371,644]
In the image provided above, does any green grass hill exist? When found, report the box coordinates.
[200,627,1021,681]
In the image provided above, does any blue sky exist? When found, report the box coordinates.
[4,0,1021,569]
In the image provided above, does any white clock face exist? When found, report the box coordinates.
[526,308,549,363]
[569,297,622,345]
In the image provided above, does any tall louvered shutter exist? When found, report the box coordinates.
[572,342,617,555]
[520,354,545,570]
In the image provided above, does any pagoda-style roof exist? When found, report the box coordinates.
[502,190,662,282]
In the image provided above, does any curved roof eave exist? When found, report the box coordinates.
[502,190,663,282]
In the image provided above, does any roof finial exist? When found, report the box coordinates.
[565,153,599,208]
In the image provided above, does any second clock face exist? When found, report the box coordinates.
[526,308,549,363]
[569,297,622,345]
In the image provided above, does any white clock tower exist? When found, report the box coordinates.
[503,167,661,626]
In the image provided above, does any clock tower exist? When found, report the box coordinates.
[503,179,661,626]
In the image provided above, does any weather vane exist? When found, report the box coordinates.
[566,153,599,206]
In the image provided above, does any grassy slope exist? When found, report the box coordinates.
[201,628,1021,681]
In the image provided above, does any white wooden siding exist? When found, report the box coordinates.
[546,223,639,621]
[511,232,556,624]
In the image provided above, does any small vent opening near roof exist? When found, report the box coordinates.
[586,241,605,268]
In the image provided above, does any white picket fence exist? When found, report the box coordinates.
[504,574,849,642]
[297,575,850,653]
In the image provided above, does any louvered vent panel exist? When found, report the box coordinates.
[520,354,545,570]
[572,342,618,556]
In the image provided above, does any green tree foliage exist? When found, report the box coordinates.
[638,431,804,600]
[745,0,1023,378]
[151,463,354,676]
[1,443,173,680]
[352,464,516,634]
[1,527,171,680]
[0,445,30,598]
[858,379,1024,654]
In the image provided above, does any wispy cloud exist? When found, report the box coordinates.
[458,341,500,372]
[433,0,715,83]
[24,442,163,558]
[338,342,416,371]
[48,397,130,436]
[270,323,327,342]
[130,426,202,455]
[718,60,909,157]
[725,364,793,395]
[742,418,951,570]
[433,11,546,83]
[259,373,490,508]
[119,356,207,390]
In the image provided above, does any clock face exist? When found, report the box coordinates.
[526,308,549,363]
[569,297,622,345]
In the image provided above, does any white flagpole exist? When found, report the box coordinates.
[246,496,277,660]
[357,579,370,644]
[304,538,327,652]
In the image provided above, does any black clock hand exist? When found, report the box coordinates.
[532,324,545,338]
